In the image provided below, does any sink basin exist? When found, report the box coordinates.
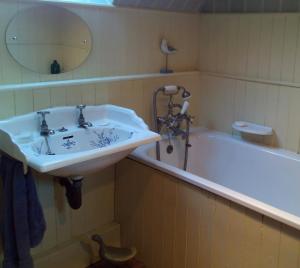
[0,105,160,177]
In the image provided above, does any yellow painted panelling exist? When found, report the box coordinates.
[33,88,51,111]
[281,15,299,82]
[264,85,280,146]
[0,2,199,85]
[258,15,273,79]
[278,225,300,268]
[198,16,213,72]
[210,197,232,268]
[160,177,177,268]
[272,86,289,148]
[81,85,96,106]
[215,15,228,74]
[244,82,267,125]
[53,181,72,245]
[199,14,300,150]
[233,80,247,122]
[116,159,300,268]
[199,13,300,84]
[0,91,15,119]
[198,74,300,152]
[235,15,250,76]
[22,166,116,259]
[207,15,218,72]
[33,223,121,268]
[260,217,281,267]
[269,15,286,81]
[173,183,187,268]
[50,87,67,107]
[246,15,261,78]
[225,16,239,74]
[95,83,109,104]
[37,174,57,251]
[285,88,300,151]
[15,90,33,115]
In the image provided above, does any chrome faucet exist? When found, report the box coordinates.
[37,111,55,155]
[153,85,193,171]
[37,111,55,136]
[76,105,93,128]
[154,86,193,137]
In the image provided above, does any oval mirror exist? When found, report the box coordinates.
[6,5,92,75]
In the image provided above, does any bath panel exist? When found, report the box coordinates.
[116,158,300,268]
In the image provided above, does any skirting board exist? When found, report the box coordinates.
[34,222,120,268]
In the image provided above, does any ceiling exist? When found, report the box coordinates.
[113,0,300,13]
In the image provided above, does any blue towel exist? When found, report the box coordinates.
[1,156,46,268]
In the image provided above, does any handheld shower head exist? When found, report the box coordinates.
[163,85,179,95]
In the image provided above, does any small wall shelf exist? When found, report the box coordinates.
[232,121,273,136]
[0,71,199,92]
[36,0,114,8]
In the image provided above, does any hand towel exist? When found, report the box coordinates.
[1,156,46,268]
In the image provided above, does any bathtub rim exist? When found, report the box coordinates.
[130,128,300,231]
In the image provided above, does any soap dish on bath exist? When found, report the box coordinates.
[232,121,273,136]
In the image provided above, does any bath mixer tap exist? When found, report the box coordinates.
[76,105,93,128]
[37,111,55,136]
[153,85,193,171]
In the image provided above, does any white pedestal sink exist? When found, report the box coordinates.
[0,105,160,177]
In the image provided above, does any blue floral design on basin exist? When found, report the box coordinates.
[62,139,76,150]
[32,127,135,156]
[90,128,120,149]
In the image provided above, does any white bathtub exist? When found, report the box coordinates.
[131,128,300,230]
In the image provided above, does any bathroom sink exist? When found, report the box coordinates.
[0,105,160,177]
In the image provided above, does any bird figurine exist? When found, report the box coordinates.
[160,39,177,73]
[160,39,177,55]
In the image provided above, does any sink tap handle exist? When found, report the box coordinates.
[76,104,86,111]
[37,110,50,120]
[76,105,90,127]
[37,110,50,126]
[37,111,52,136]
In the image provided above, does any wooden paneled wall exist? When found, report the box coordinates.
[31,167,116,259]
[197,74,300,152]
[199,13,300,82]
[0,1,199,85]
[198,13,300,153]
[116,158,300,268]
